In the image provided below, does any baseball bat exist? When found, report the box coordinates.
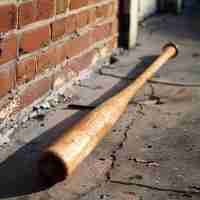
[39,43,178,183]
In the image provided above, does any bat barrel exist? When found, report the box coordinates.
[39,43,178,183]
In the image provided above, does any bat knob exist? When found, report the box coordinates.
[162,42,179,58]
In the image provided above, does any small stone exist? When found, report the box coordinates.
[152,124,158,129]
[40,102,51,109]
[36,111,46,121]
[40,123,45,127]
[48,99,58,107]
[99,194,110,199]
[100,194,105,199]
[0,135,10,146]
[5,128,15,137]
[22,115,29,123]
[29,111,38,119]
[0,127,14,146]
[13,124,18,129]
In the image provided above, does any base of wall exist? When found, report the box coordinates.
[0,40,117,138]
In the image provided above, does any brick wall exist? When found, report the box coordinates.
[0,0,118,113]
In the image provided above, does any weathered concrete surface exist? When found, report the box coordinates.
[1,1,200,200]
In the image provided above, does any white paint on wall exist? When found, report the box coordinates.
[129,0,138,48]
[126,0,158,48]
[138,0,157,20]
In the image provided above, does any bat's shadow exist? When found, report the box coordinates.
[0,109,86,199]
[0,55,156,199]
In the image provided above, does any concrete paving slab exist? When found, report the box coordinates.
[1,1,200,200]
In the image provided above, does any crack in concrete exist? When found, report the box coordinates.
[110,180,200,197]
[106,114,136,180]
[75,109,138,199]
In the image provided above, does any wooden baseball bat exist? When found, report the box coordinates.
[39,43,178,183]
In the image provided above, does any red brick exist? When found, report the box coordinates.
[68,32,92,58]
[36,0,55,20]
[87,0,97,5]
[65,14,76,35]
[63,40,72,59]
[66,38,79,58]
[56,0,69,14]
[19,25,51,54]
[51,18,66,41]
[61,39,74,59]
[70,0,88,10]
[112,0,119,15]
[55,43,67,65]
[0,34,17,65]
[106,2,115,17]
[92,22,111,42]
[96,3,114,20]
[37,47,56,72]
[0,62,15,98]
[0,3,17,32]
[88,8,96,25]
[105,37,117,54]
[18,1,36,27]
[76,10,89,30]
[52,31,92,65]
[16,56,37,84]
[67,50,95,73]
[111,18,119,35]
[110,36,118,49]
[108,2,116,17]
[19,76,52,109]
[96,5,105,19]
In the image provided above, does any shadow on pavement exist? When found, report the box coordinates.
[0,54,157,199]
